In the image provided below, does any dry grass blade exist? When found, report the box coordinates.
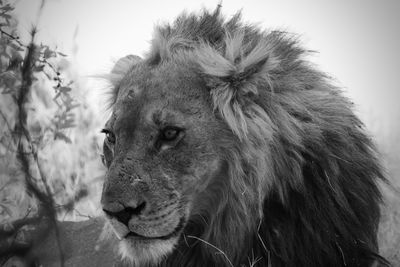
[187,235,234,267]
[248,255,262,267]
[257,220,271,267]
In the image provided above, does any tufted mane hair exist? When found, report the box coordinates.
[109,6,389,267]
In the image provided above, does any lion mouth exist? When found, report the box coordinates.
[124,217,186,241]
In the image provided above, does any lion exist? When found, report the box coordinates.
[100,7,389,267]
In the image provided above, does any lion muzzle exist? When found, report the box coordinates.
[102,174,184,240]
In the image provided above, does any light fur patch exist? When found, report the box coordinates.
[193,32,279,141]
[119,237,178,266]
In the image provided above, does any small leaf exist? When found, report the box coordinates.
[42,69,53,80]
[75,186,88,201]
[9,42,24,52]
[54,131,72,143]
[53,92,61,100]
[33,64,45,72]
[43,46,55,59]
[0,4,13,11]
[1,13,11,20]
[57,51,67,57]
[58,119,76,129]
[59,86,71,93]
[68,103,80,110]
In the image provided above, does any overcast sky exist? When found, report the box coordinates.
[13,0,400,135]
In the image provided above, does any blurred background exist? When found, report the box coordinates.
[1,0,399,264]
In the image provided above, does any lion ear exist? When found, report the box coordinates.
[109,55,142,87]
[194,33,278,140]
[105,55,141,107]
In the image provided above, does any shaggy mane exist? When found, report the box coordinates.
[109,6,389,267]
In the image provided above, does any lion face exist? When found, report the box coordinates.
[101,58,224,265]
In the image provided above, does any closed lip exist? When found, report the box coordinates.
[125,217,186,241]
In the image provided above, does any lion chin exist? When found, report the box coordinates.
[104,215,184,265]
[100,216,182,266]
[118,237,178,266]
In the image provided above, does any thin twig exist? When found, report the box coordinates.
[0,28,27,48]
[257,219,271,267]
[73,209,92,219]
[0,109,13,133]
[40,58,59,75]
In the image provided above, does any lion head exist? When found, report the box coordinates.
[100,7,388,267]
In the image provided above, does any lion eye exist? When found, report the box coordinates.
[101,129,116,144]
[157,126,184,151]
[161,127,180,141]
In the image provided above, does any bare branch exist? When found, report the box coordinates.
[13,31,65,266]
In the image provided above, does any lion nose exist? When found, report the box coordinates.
[102,200,146,226]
